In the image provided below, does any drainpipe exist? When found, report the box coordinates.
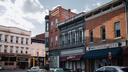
[124,0,128,45]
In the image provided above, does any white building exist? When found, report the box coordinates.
[30,37,45,67]
[0,25,31,69]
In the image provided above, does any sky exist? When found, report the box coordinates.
[0,0,111,37]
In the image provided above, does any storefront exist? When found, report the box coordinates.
[60,47,85,72]
[0,53,17,70]
[60,55,85,71]
[123,47,128,66]
[49,50,60,68]
[84,47,123,72]
[17,54,31,69]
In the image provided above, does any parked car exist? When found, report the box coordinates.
[96,66,128,72]
[0,66,2,70]
[50,68,64,72]
[27,66,43,72]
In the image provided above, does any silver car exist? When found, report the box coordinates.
[27,66,43,72]
[50,68,64,72]
[96,66,128,72]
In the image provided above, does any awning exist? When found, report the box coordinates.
[84,47,122,60]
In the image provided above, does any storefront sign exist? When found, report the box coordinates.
[88,41,126,50]
[60,55,82,61]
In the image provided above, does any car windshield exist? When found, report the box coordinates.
[121,68,128,72]
[31,67,39,69]
[56,69,64,72]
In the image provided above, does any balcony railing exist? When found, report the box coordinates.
[59,40,85,49]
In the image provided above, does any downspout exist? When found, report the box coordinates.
[124,0,128,45]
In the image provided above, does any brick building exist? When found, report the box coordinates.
[30,33,45,68]
[45,6,76,68]
[84,0,128,72]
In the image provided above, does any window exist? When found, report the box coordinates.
[10,36,13,43]
[10,46,13,53]
[16,37,18,43]
[55,36,58,41]
[90,31,93,42]
[26,38,28,44]
[0,34,2,42]
[46,22,49,32]
[5,35,8,42]
[0,45,1,52]
[4,46,7,53]
[55,19,58,24]
[21,47,24,54]
[114,22,121,38]
[25,51,28,54]
[21,37,24,44]
[51,21,54,26]
[79,30,82,42]
[51,38,53,47]
[26,47,28,54]
[100,26,106,40]
[16,47,18,53]
[72,32,75,44]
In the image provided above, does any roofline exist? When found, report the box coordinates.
[0,25,31,32]
[57,12,85,27]
[85,0,122,16]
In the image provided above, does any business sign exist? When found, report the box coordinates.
[88,41,126,50]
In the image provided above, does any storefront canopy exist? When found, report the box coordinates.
[84,47,122,60]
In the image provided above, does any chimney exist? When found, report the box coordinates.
[68,9,71,12]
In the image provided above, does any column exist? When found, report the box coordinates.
[8,35,10,43]
[7,46,10,53]
[1,45,4,53]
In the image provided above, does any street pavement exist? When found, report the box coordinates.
[0,69,27,72]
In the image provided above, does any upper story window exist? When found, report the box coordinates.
[100,26,106,40]
[114,21,121,38]
[5,35,8,42]
[50,37,53,47]
[16,47,18,53]
[51,21,54,26]
[79,30,83,42]
[4,45,7,53]
[16,37,19,43]
[90,31,93,42]
[26,47,28,54]
[0,34,2,42]
[72,31,75,44]
[26,38,28,45]
[0,45,1,52]
[21,37,24,44]
[10,46,13,53]
[21,47,24,54]
[10,36,13,43]
[46,22,49,32]
[55,19,58,24]
[55,36,58,41]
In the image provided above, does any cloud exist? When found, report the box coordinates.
[83,6,91,12]
[0,0,48,32]
[71,9,79,13]
[84,2,102,12]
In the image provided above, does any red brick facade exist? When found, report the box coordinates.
[84,1,127,72]
[85,7,126,46]
[48,6,76,50]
